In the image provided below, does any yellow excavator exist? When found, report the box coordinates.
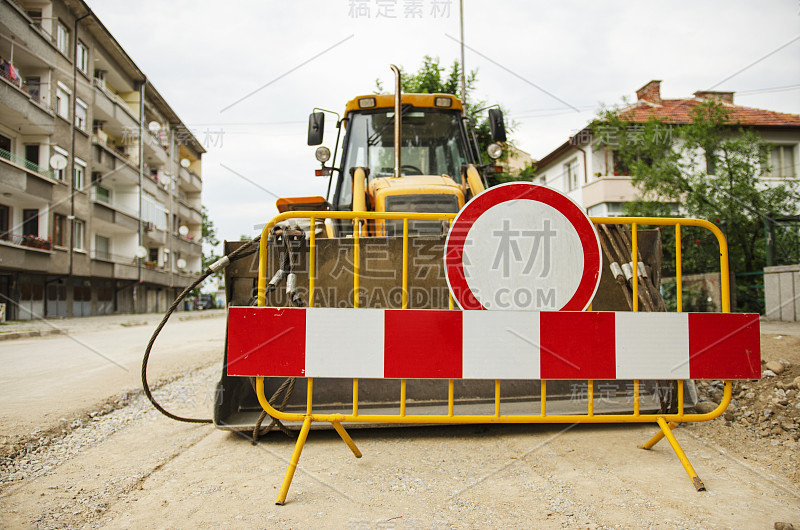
[210,68,678,434]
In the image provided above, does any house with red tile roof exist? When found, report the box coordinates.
[534,80,800,216]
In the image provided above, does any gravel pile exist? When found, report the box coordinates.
[694,358,800,444]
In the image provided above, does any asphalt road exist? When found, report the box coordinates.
[0,314,226,440]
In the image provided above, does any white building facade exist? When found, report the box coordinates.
[535,80,800,217]
[0,0,205,319]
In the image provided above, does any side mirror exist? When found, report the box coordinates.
[307,112,325,146]
[488,108,507,143]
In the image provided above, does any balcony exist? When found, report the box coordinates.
[91,134,140,186]
[179,166,202,192]
[0,235,53,252]
[113,261,139,281]
[0,237,55,273]
[90,249,143,264]
[174,234,202,255]
[178,200,202,224]
[0,2,60,64]
[0,73,55,136]
[0,147,57,182]
[582,176,638,210]
[93,79,138,136]
[91,200,139,233]
[141,265,170,286]
[143,133,169,168]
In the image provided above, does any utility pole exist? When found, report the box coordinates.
[136,78,146,313]
[459,0,466,105]
[67,8,90,318]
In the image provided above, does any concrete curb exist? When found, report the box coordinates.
[0,329,66,342]
[0,310,226,341]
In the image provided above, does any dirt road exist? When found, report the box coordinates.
[0,312,226,441]
[1,320,799,528]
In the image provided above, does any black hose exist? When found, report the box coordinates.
[141,236,260,423]
[251,376,297,443]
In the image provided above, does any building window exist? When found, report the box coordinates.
[56,23,69,54]
[612,151,630,176]
[24,77,41,100]
[73,219,85,250]
[74,158,86,190]
[25,144,40,168]
[53,214,66,246]
[0,204,9,240]
[22,209,39,236]
[564,159,579,191]
[142,192,168,231]
[76,99,87,131]
[76,41,88,73]
[95,234,110,260]
[52,146,67,181]
[56,83,70,119]
[770,145,796,178]
[94,184,111,203]
[26,9,43,27]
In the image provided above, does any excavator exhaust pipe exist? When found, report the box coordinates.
[390,64,401,178]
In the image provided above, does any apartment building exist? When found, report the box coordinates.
[0,0,205,320]
[535,80,800,217]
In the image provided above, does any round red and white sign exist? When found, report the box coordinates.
[444,182,601,311]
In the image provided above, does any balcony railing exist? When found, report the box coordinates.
[143,260,165,271]
[179,165,202,188]
[0,61,23,89]
[0,147,56,181]
[90,249,112,261]
[0,234,54,252]
[89,250,145,264]
[176,232,201,244]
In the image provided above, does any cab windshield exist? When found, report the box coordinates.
[337,107,470,206]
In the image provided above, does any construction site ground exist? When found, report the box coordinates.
[1,312,799,529]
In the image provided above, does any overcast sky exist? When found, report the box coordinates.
[89,0,800,243]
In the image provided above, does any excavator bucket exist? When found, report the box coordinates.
[213,228,695,432]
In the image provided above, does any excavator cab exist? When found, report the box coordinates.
[307,92,496,237]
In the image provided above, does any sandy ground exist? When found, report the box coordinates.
[0,316,798,528]
[0,312,226,453]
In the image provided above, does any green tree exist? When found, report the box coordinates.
[594,100,799,311]
[200,206,222,281]
[375,56,533,185]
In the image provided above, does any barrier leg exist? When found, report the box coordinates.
[639,420,679,449]
[654,417,706,491]
[276,415,313,505]
[332,421,362,458]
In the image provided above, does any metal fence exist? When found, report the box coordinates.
[230,211,754,504]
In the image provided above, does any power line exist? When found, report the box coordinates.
[736,84,800,96]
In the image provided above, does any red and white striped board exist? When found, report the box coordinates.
[226,307,761,380]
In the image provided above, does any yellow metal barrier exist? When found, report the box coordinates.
[252,211,734,504]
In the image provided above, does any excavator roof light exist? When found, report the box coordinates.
[434,96,452,108]
[358,97,377,109]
